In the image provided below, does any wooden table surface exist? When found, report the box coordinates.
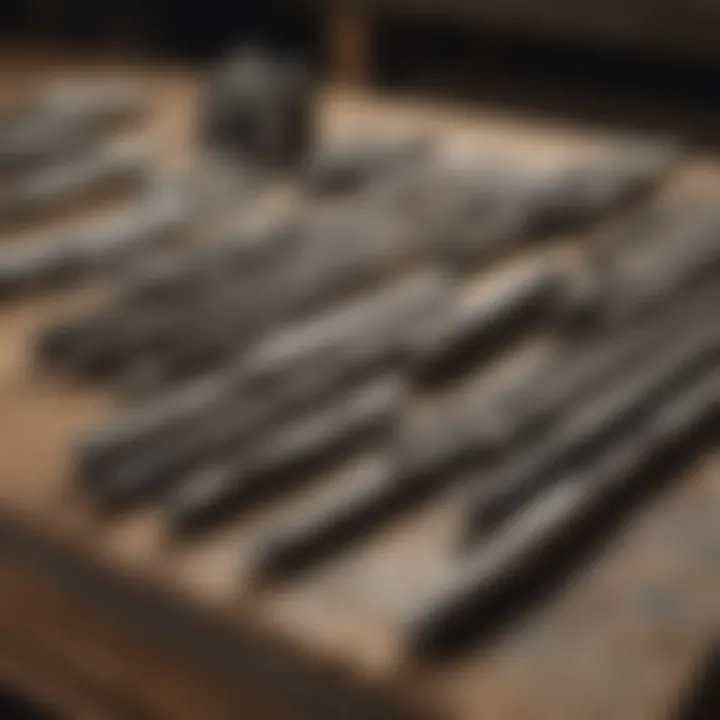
[0,47,718,719]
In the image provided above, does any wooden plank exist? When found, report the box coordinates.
[327,2,373,87]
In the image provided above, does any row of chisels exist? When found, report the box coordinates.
[2,48,718,667]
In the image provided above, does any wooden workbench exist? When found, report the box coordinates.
[0,47,718,719]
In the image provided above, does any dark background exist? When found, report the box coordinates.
[2,0,720,143]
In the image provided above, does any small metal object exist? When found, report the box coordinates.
[76,374,230,481]
[0,78,147,176]
[0,140,152,225]
[302,135,433,196]
[250,460,398,580]
[411,260,566,382]
[43,219,301,378]
[168,375,404,535]
[120,222,298,305]
[416,165,542,269]
[404,366,719,659]
[464,310,720,539]
[3,178,190,301]
[532,140,680,231]
[593,207,720,332]
[416,142,678,271]
[249,282,720,579]
[73,272,446,491]
[83,387,270,509]
[558,198,720,336]
[118,265,446,395]
[230,270,449,390]
[199,46,314,168]
[100,211,433,390]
